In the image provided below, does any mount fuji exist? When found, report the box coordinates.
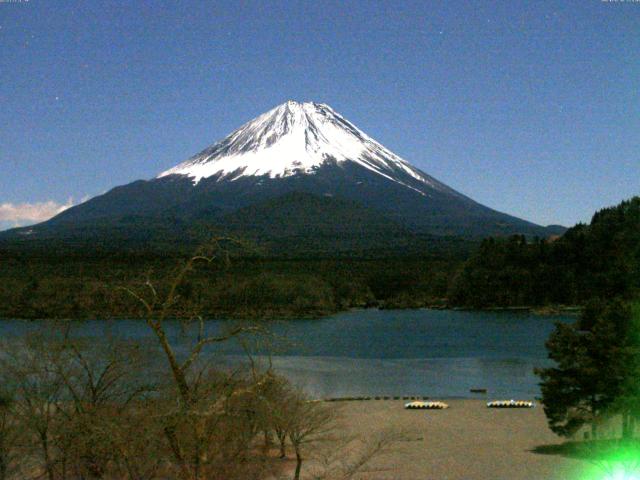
[1,101,563,253]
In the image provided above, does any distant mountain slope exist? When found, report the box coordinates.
[0,101,562,253]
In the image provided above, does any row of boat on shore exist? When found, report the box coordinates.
[405,399,535,409]
[321,396,536,409]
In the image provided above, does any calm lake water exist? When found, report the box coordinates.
[0,309,573,399]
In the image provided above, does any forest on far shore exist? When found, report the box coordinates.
[0,196,638,320]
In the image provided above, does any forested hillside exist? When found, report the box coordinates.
[449,197,640,308]
[1,197,637,320]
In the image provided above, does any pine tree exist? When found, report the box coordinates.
[536,299,636,439]
[614,302,640,439]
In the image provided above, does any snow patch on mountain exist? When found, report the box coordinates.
[158,101,444,196]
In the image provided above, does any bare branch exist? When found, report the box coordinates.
[180,325,262,374]
[117,286,153,316]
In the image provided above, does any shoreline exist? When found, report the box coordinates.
[0,304,582,322]
[322,395,537,402]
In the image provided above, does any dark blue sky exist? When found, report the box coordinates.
[1,0,638,230]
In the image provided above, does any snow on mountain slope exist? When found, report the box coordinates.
[158,100,448,196]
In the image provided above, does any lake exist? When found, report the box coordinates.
[0,309,573,399]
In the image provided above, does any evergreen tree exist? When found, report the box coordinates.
[536,299,639,439]
[614,302,640,439]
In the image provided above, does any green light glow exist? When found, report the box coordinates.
[578,464,640,480]
[576,441,640,480]
[601,470,640,480]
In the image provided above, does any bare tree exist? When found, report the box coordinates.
[0,328,161,480]
[0,334,66,480]
[260,373,292,459]
[110,397,167,480]
[285,394,335,480]
[0,389,21,480]
[120,241,270,480]
[308,428,408,480]
[52,334,156,479]
[118,244,382,480]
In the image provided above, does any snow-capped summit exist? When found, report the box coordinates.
[158,101,446,196]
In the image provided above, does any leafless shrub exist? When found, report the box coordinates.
[0,334,66,480]
[0,387,21,480]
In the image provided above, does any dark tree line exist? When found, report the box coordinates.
[0,254,461,321]
[449,197,640,308]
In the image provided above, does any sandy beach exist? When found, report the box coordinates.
[324,399,592,480]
